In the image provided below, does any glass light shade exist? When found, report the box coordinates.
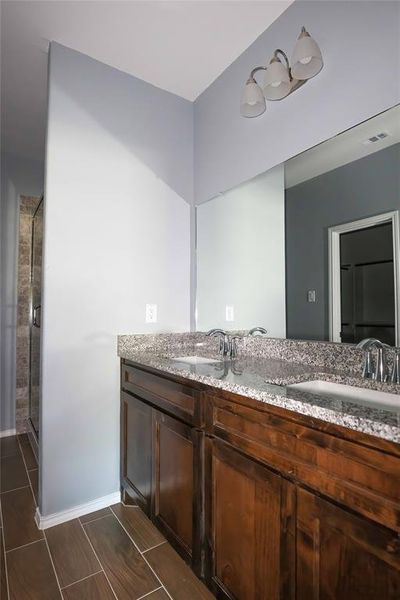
[291,32,323,80]
[263,59,291,100]
[240,80,266,118]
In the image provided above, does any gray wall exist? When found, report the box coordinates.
[0,152,44,432]
[285,143,400,340]
[196,165,286,335]
[41,43,192,517]
[194,0,400,204]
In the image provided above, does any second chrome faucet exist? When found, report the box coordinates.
[357,338,400,383]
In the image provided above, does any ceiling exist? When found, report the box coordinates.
[1,0,293,161]
[285,105,400,188]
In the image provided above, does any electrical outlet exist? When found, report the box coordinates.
[145,303,157,323]
[307,290,316,303]
[226,305,234,321]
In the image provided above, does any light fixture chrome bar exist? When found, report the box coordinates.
[273,49,291,79]
[249,65,266,82]
[288,78,307,95]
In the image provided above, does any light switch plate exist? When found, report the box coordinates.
[145,304,157,323]
[307,290,316,303]
[226,305,234,321]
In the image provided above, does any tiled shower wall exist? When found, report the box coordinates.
[16,196,41,432]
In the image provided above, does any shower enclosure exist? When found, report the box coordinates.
[29,198,43,438]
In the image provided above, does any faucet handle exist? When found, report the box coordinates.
[249,327,268,336]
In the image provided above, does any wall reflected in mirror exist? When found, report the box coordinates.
[196,104,400,344]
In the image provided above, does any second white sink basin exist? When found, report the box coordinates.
[172,356,221,365]
[289,380,400,412]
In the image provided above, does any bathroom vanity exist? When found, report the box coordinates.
[119,334,400,600]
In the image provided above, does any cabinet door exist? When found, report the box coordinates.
[152,411,203,572]
[121,391,153,514]
[207,437,295,600]
[297,488,400,600]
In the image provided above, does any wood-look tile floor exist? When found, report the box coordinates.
[0,434,214,600]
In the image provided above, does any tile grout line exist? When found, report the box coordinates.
[79,512,113,526]
[25,430,39,463]
[79,518,119,600]
[142,540,168,554]
[17,435,63,598]
[0,496,11,600]
[137,585,164,600]
[0,484,31,495]
[60,568,103,591]
[16,437,35,492]
[109,506,174,600]
[18,436,37,471]
[0,453,21,460]
[5,538,43,554]
[19,432,39,469]
[16,436,38,513]
[42,531,64,598]
[27,470,37,503]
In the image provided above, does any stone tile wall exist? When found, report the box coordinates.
[16,196,41,432]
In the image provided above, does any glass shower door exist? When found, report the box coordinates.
[29,198,43,438]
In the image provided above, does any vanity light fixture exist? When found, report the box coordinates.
[240,26,323,118]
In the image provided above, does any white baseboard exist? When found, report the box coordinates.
[35,491,121,530]
[0,428,16,438]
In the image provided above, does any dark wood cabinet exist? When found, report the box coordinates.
[120,359,400,600]
[152,410,203,571]
[206,438,295,600]
[297,488,400,600]
[121,365,205,574]
[121,391,153,513]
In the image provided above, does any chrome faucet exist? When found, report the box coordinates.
[249,327,268,336]
[230,336,241,359]
[357,338,390,382]
[391,348,400,384]
[206,329,230,356]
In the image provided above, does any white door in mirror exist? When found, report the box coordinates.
[145,304,157,323]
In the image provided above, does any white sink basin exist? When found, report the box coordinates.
[289,380,400,412]
[172,356,221,365]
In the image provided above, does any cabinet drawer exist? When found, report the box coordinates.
[122,362,202,426]
[208,395,400,532]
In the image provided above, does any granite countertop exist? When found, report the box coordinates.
[118,335,400,444]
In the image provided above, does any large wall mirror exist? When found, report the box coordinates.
[196,104,400,345]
